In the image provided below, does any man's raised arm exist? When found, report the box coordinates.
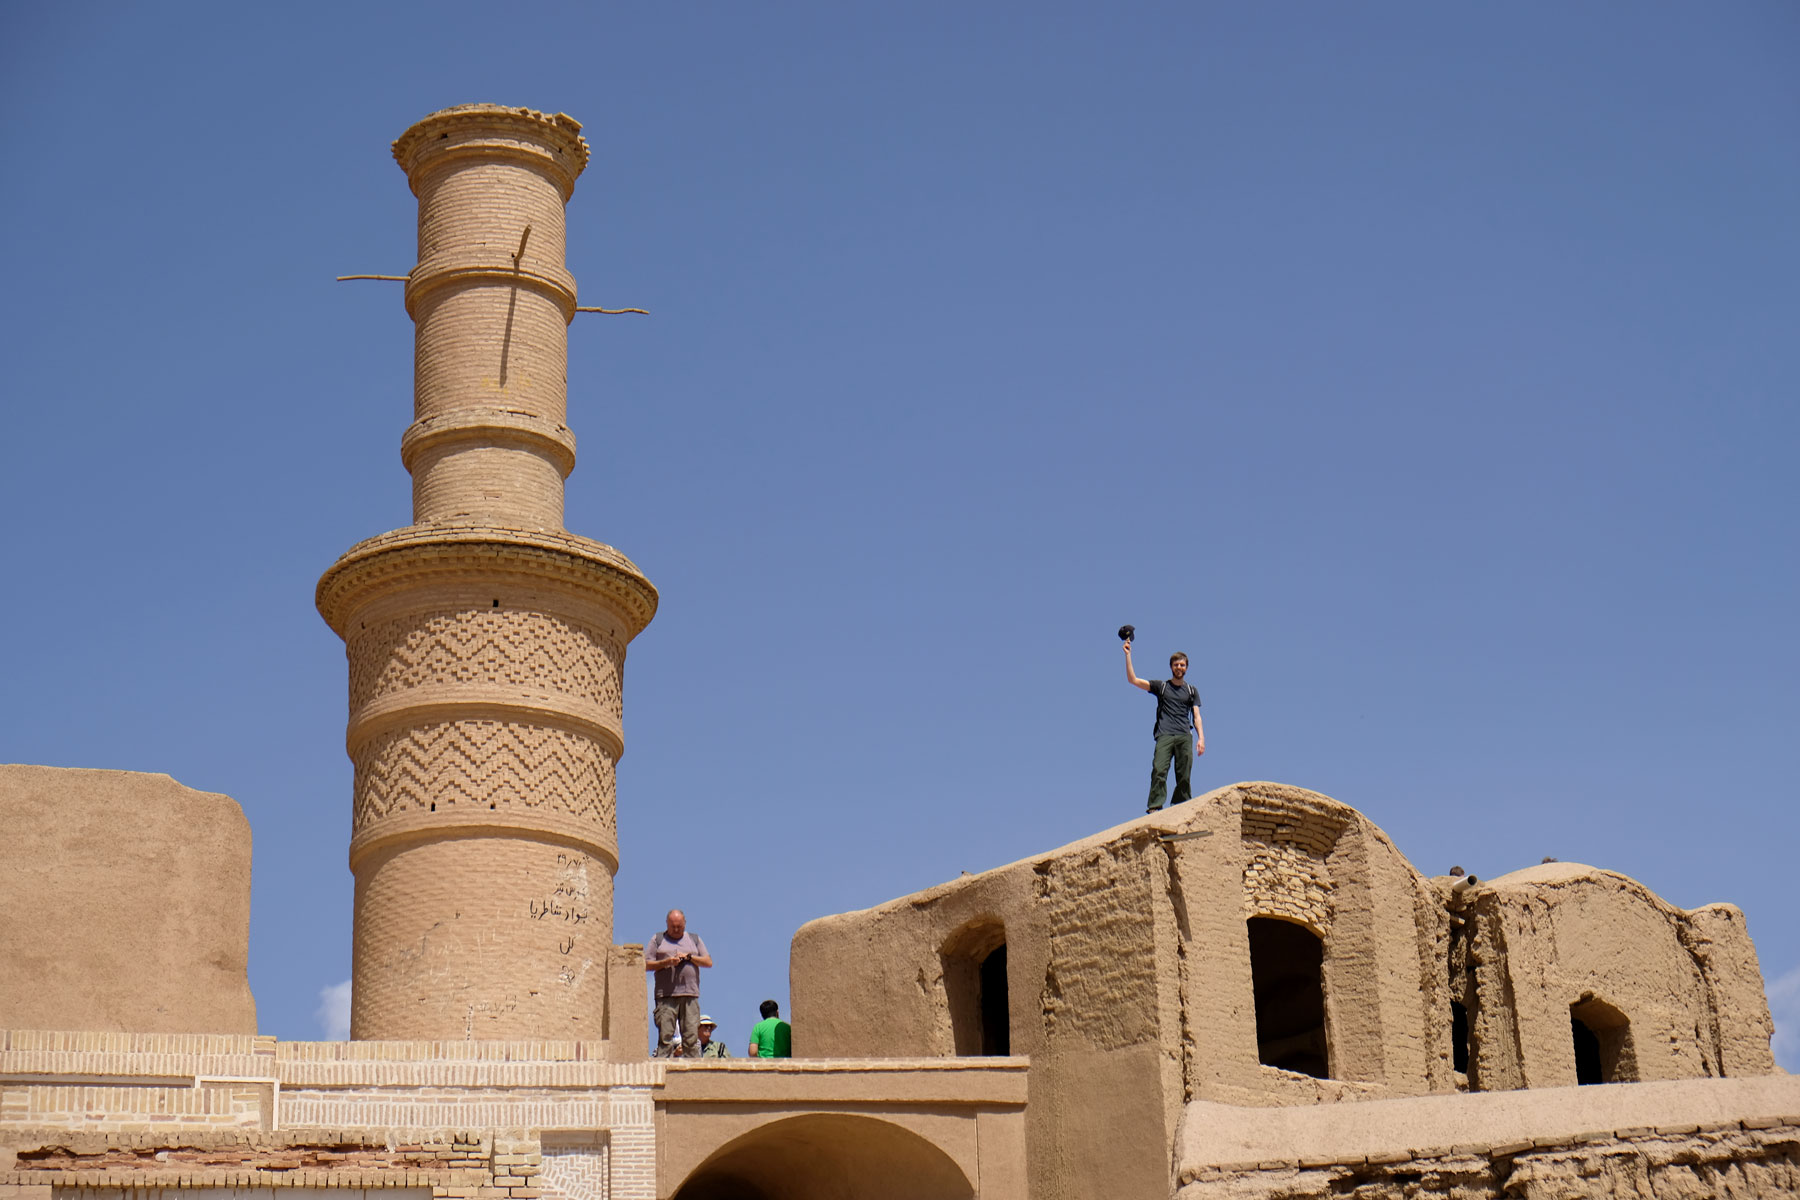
[1124,641,1151,691]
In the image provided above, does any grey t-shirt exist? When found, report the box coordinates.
[648,931,708,998]
[1148,679,1201,739]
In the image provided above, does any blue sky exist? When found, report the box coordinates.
[3,3,1796,1066]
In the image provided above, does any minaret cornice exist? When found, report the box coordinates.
[317,526,658,639]
[392,104,590,198]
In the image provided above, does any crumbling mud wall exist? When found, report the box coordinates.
[794,784,1475,1198]
[1177,1123,1800,1199]
[793,817,1175,1200]
[1447,861,1776,1091]
[1183,785,1457,1108]
[1174,1075,1800,1199]
[0,765,257,1035]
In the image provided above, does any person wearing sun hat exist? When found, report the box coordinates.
[696,1014,731,1058]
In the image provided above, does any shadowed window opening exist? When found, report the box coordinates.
[1571,996,1636,1084]
[1572,1015,1602,1084]
[1248,916,1328,1078]
[941,919,1007,1057]
[979,945,1009,1056]
[1451,1000,1469,1074]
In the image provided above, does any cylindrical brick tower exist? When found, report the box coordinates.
[317,105,656,1041]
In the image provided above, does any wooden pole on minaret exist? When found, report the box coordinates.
[317,105,657,1042]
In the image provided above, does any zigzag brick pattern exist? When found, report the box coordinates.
[351,720,617,835]
[539,1142,608,1200]
[349,608,623,713]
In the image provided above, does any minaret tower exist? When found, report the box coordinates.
[317,105,656,1041]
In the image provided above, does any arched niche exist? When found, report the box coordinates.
[671,1112,975,1200]
[1571,994,1638,1084]
[940,917,1009,1056]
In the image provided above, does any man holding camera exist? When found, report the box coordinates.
[646,909,712,1058]
[1124,638,1204,812]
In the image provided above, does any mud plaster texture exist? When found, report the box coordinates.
[1450,861,1776,1092]
[1174,1075,1800,1198]
[0,765,256,1035]
[791,781,1782,1200]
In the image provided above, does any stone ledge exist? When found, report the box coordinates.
[665,1057,1027,1073]
[1,1033,664,1091]
[1178,1075,1800,1175]
[660,1057,1029,1106]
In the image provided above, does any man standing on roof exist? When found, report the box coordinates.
[1124,639,1204,813]
[646,909,712,1058]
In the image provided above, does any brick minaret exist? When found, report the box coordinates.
[317,105,656,1041]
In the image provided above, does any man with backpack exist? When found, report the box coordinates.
[645,909,712,1058]
[1124,639,1204,812]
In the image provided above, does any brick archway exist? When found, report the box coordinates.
[670,1112,974,1200]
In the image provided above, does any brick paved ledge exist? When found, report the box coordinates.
[661,1057,1029,1106]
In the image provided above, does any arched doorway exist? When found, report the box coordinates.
[1247,916,1329,1078]
[940,918,1008,1057]
[1571,995,1637,1084]
[671,1113,975,1200]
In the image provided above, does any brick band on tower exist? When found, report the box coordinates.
[317,105,656,1042]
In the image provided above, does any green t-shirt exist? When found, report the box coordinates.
[750,1016,792,1058]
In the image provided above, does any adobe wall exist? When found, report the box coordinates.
[794,783,1458,1199]
[1451,862,1777,1091]
[792,781,1782,1198]
[792,809,1182,1200]
[1184,785,1456,1106]
[0,766,257,1036]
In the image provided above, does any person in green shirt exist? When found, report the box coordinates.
[747,999,792,1058]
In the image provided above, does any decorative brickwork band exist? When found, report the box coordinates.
[347,606,623,725]
[349,720,618,863]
